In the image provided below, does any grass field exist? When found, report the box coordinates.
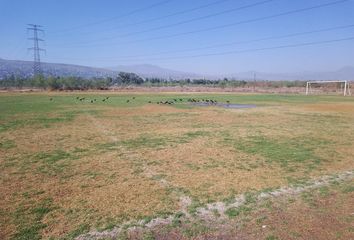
[0,92,353,239]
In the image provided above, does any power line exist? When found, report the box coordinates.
[124,0,351,45]
[27,24,45,76]
[94,24,354,60]
[62,0,275,44]
[51,36,354,63]
[109,36,354,62]
[52,0,275,47]
[53,0,233,38]
[118,0,275,38]
[52,0,350,48]
[153,36,354,61]
[50,23,354,61]
[50,0,174,35]
[103,0,232,31]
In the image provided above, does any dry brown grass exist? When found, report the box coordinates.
[300,102,354,113]
[141,137,286,201]
[137,178,354,240]
[1,93,354,239]
[238,179,354,240]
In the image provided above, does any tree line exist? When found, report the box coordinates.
[0,72,307,90]
[0,72,144,90]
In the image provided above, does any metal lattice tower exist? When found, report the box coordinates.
[27,24,45,76]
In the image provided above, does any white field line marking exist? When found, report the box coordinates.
[77,170,353,240]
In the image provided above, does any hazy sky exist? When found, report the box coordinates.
[1,0,354,74]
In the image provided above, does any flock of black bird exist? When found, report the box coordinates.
[75,96,110,103]
[49,96,230,105]
[153,98,222,105]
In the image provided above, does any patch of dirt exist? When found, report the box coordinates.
[300,103,354,113]
[103,104,189,117]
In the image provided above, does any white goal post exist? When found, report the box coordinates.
[306,80,352,96]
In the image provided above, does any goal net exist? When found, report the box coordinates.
[306,80,352,96]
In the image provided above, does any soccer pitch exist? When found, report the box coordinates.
[1,92,353,239]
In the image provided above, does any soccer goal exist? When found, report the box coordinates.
[306,80,352,96]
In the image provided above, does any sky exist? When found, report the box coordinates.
[0,0,354,75]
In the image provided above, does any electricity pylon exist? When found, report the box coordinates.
[27,24,45,76]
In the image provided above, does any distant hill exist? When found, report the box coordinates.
[108,64,202,79]
[1,58,353,81]
[0,59,200,80]
[109,64,354,81]
[0,58,118,79]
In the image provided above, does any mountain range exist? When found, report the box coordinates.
[0,58,117,79]
[1,58,353,81]
[108,64,200,79]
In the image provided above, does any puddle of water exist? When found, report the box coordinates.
[193,103,257,109]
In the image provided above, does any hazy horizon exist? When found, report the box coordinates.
[1,0,354,75]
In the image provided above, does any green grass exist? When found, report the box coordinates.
[100,130,211,151]
[187,199,205,215]
[0,110,88,133]
[171,212,185,227]
[142,231,155,240]
[0,93,351,133]
[225,206,252,218]
[265,235,279,240]
[181,222,209,238]
[234,136,326,172]
[63,224,90,240]
[11,198,55,240]
[341,185,354,193]
[0,139,16,149]
[0,93,350,118]
[33,149,74,176]
[122,135,168,149]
